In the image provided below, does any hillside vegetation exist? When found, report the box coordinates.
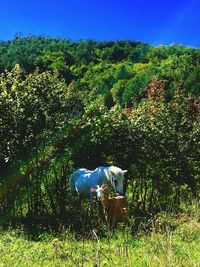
[0,36,200,232]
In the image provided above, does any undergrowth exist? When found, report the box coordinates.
[0,207,200,267]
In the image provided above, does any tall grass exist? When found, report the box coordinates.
[0,210,199,267]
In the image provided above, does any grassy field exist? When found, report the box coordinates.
[0,214,200,267]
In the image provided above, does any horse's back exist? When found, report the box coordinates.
[69,168,91,194]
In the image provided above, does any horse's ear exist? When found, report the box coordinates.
[91,188,97,193]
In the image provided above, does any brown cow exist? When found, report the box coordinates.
[91,184,128,227]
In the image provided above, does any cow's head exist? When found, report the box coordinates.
[91,184,109,200]
[109,167,127,196]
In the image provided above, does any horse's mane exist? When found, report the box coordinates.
[104,166,122,181]
[108,166,122,174]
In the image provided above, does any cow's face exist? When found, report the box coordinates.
[91,184,108,200]
[111,170,127,196]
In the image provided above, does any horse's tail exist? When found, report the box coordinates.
[69,171,78,193]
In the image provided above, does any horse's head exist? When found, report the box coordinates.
[108,167,127,196]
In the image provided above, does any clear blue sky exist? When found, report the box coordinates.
[0,0,199,47]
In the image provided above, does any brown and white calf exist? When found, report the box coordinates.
[91,184,128,226]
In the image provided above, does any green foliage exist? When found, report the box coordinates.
[122,65,155,105]
[0,36,200,232]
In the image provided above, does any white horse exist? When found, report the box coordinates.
[69,166,127,204]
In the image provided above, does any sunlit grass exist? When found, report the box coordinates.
[0,216,199,267]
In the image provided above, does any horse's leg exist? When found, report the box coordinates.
[89,192,94,211]
[98,201,104,223]
[88,193,96,226]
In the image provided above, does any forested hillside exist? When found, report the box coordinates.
[0,36,200,228]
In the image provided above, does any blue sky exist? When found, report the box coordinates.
[0,0,199,47]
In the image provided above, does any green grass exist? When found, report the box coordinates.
[0,216,200,267]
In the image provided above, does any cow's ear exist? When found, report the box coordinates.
[122,170,128,174]
[91,188,97,193]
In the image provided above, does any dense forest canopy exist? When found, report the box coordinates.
[0,35,200,227]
